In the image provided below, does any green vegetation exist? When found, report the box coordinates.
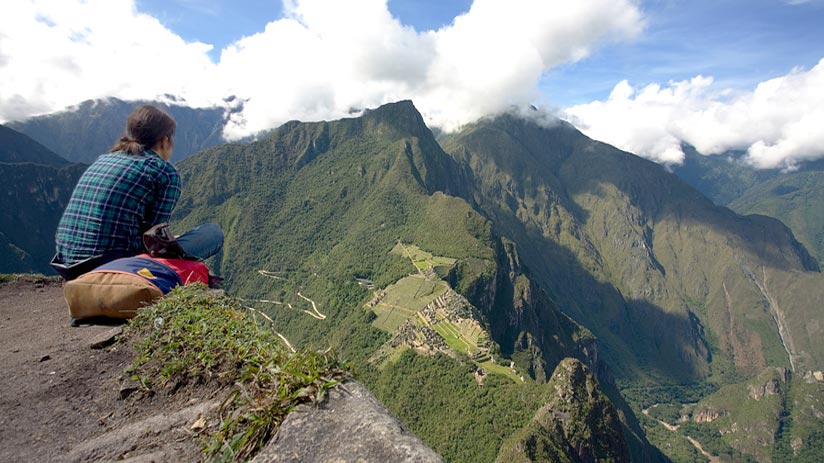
[730,170,824,266]
[371,304,416,332]
[496,359,630,463]
[391,242,457,272]
[646,403,684,426]
[125,285,347,462]
[0,159,86,274]
[671,145,824,267]
[370,275,449,332]
[773,373,824,462]
[363,350,555,462]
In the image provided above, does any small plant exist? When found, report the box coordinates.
[125,284,347,462]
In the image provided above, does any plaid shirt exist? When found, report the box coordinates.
[55,150,181,265]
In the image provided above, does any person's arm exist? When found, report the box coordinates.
[147,162,182,226]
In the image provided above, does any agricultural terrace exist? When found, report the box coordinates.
[429,317,486,356]
[391,242,457,274]
[370,275,449,332]
[427,315,522,383]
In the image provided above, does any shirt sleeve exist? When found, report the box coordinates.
[146,161,182,226]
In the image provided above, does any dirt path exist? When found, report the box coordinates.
[397,241,425,277]
[0,279,124,462]
[686,436,721,463]
[0,278,213,462]
[253,270,326,320]
[642,405,720,463]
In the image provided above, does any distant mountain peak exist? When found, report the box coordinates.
[361,100,431,138]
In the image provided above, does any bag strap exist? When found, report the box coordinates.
[142,223,198,260]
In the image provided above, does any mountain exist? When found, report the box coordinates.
[672,146,824,266]
[0,163,85,273]
[438,115,824,461]
[0,124,69,165]
[670,145,771,207]
[0,126,85,273]
[7,97,231,163]
[171,101,661,462]
[441,114,823,377]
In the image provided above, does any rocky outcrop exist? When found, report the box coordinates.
[495,358,630,463]
[692,409,726,423]
[252,381,442,463]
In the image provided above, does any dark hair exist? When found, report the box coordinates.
[110,105,177,154]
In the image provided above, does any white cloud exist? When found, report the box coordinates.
[564,59,824,169]
[0,0,219,121]
[0,0,643,139]
[219,0,644,138]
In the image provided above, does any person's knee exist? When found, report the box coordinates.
[204,223,224,244]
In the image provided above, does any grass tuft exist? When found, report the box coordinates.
[125,284,348,462]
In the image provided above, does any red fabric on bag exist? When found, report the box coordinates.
[136,254,210,285]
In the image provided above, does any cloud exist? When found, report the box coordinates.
[564,58,824,169]
[218,0,644,138]
[0,0,643,139]
[0,0,219,121]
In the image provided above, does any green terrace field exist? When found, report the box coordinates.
[370,275,449,332]
[391,242,457,273]
[430,317,485,356]
[369,243,522,383]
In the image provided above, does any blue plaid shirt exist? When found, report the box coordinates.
[55,150,181,265]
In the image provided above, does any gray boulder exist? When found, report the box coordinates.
[252,381,443,463]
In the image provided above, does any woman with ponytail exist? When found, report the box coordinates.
[52,105,223,280]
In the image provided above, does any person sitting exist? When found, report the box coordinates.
[51,105,223,281]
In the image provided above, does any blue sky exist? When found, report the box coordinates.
[2,0,823,167]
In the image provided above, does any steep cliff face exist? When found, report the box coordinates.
[496,358,631,463]
[477,237,596,383]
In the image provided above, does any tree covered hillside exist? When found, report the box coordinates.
[172,101,662,462]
